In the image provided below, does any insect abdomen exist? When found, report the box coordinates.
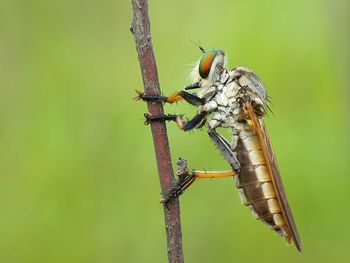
[234,128,291,240]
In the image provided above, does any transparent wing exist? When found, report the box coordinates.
[235,66,268,103]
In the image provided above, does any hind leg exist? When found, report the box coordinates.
[162,158,237,204]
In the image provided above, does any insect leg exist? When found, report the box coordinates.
[207,129,241,171]
[134,90,204,106]
[161,91,204,106]
[143,113,178,125]
[162,170,237,204]
[184,82,200,90]
[144,111,207,131]
[162,171,196,204]
[177,91,205,106]
[194,170,236,179]
[180,111,207,131]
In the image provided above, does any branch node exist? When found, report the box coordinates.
[176,158,188,178]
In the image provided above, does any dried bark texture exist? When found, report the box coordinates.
[130,1,184,262]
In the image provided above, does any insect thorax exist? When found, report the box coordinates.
[197,68,267,132]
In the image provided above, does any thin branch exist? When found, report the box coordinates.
[130,1,184,262]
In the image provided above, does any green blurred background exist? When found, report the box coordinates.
[0,0,349,262]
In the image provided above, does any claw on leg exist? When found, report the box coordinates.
[134,90,183,103]
[133,90,143,101]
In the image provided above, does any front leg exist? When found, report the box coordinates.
[135,89,205,106]
[144,111,207,131]
[141,93,218,131]
[180,111,207,131]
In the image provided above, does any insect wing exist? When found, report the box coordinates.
[245,102,302,252]
[235,66,268,103]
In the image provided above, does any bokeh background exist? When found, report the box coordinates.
[0,0,349,262]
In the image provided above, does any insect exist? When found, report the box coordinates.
[135,47,302,251]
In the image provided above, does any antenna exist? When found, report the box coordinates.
[190,40,206,53]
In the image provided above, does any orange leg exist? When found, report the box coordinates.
[194,170,236,179]
[162,169,237,205]
[134,90,204,105]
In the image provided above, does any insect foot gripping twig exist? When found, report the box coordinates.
[161,158,196,207]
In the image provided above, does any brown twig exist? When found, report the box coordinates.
[130,1,184,262]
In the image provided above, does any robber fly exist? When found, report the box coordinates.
[135,48,302,251]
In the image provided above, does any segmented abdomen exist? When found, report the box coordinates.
[234,127,290,239]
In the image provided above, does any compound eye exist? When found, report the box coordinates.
[198,50,218,79]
